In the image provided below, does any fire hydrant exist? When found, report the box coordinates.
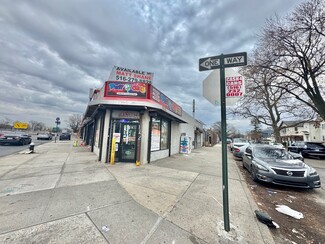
[29,142,35,153]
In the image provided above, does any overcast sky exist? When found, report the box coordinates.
[0,0,305,131]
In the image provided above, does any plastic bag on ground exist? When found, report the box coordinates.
[275,205,304,219]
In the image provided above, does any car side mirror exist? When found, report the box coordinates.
[244,152,253,159]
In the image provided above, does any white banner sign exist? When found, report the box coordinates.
[108,66,154,84]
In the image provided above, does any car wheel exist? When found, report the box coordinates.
[250,165,258,182]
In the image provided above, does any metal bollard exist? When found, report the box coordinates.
[29,142,35,153]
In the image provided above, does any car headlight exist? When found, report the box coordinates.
[254,161,269,172]
[309,167,318,176]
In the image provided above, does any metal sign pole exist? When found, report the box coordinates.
[219,54,230,231]
[199,51,246,233]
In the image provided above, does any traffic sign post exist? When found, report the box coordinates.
[55,117,61,143]
[199,52,247,232]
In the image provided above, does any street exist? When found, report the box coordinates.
[0,135,52,157]
[233,154,325,243]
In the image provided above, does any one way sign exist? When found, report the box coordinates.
[199,52,247,71]
[199,56,220,71]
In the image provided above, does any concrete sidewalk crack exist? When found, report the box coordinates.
[40,152,71,221]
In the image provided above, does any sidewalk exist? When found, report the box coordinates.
[0,141,274,243]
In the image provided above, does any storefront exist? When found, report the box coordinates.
[81,67,204,164]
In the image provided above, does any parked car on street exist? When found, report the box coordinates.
[233,144,250,159]
[0,133,32,146]
[288,141,325,159]
[230,138,250,154]
[242,145,321,189]
[37,133,52,140]
[59,132,71,140]
[230,138,250,151]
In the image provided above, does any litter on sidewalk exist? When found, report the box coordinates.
[101,225,110,232]
[255,210,280,228]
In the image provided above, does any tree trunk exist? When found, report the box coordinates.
[273,127,281,143]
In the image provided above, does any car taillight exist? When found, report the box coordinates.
[235,148,240,152]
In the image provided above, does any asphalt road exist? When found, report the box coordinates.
[0,135,53,157]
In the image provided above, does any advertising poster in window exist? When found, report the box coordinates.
[151,121,160,151]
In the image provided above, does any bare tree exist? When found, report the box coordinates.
[229,57,314,142]
[0,117,13,130]
[67,114,82,133]
[257,0,325,120]
[211,121,241,139]
[250,118,262,142]
[29,120,46,131]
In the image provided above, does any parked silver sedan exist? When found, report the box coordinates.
[242,145,321,189]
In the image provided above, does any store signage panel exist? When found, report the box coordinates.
[108,66,154,84]
[151,87,182,116]
[106,81,147,98]
[112,110,140,119]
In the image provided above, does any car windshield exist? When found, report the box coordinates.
[254,147,292,159]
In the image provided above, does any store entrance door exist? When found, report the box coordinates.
[120,123,138,162]
[112,122,139,163]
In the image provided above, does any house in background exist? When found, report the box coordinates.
[280,120,325,145]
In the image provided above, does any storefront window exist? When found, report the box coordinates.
[151,118,161,151]
[150,117,170,151]
[161,120,168,150]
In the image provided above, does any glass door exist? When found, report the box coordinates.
[120,123,138,162]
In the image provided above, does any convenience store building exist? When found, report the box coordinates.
[81,67,204,164]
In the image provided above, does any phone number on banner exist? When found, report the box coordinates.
[115,75,151,83]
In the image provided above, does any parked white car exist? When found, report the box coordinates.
[37,133,52,140]
[231,138,250,159]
